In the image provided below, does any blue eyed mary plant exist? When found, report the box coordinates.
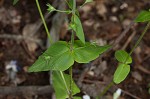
[113,10,150,84]
[13,0,150,98]
[13,0,111,98]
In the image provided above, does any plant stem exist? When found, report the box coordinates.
[35,0,53,44]
[73,0,76,15]
[56,9,71,13]
[68,0,76,99]
[124,21,150,63]
[97,81,114,99]
[129,21,150,55]
[69,66,73,99]
[60,71,70,95]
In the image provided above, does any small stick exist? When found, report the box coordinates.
[121,30,136,50]
[0,86,53,96]
[113,21,135,50]
[0,34,41,44]
[121,88,141,99]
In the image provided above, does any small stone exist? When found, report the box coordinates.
[132,71,142,81]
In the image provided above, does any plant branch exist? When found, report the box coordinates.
[97,81,114,99]
[35,0,53,44]
[55,9,71,13]
[68,0,77,99]
[73,0,76,15]
[69,66,73,98]
[60,71,70,96]
[129,21,150,55]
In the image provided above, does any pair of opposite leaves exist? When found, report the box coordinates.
[28,40,111,72]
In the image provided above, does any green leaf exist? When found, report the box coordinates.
[13,0,19,5]
[73,40,111,63]
[72,15,85,44]
[115,50,132,64]
[47,3,56,12]
[113,63,130,84]
[28,41,74,72]
[135,10,150,22]
[52,71,80,99]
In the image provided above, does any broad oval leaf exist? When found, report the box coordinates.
[73,41,111,63]
[113,63,130,84]
[115,50,132,64]
[135,10,150,22]
[72,15,85,44]
[28,41,74,72]
[73,45,99,63]
[52,71,80,99]
[44,41,69,56]
[48,51,74,71]
[28,51,74,72]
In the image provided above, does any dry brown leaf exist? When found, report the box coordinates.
[22,24,38,52]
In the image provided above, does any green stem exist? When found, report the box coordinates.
[124,21,150,63]
[129,21,150,55]
[69,66,73,99]
[35,0,53,44]
[60,71,70,95]
[97,81,114,99]
[73,0,76,15]
[68,0,76,99]
[55,9,71,13]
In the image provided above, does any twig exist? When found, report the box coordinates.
[113,20,135,50]
[82,79,106,85]
[0,34,41,44]
[136,65,150,74]
[0,86,53,96]
[121,88,141,99]
[121,30,136,50]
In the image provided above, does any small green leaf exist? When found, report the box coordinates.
[73,40,111,63]
[52,71,80,99]
[47,3,56,12]
[72,15,85,44]
[113,63,130,84]
[28,41,74,72]
[135,10,150,22]
[13,0,19,5]
[115,50,132,64]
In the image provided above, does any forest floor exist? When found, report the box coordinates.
[0,0,150,99]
